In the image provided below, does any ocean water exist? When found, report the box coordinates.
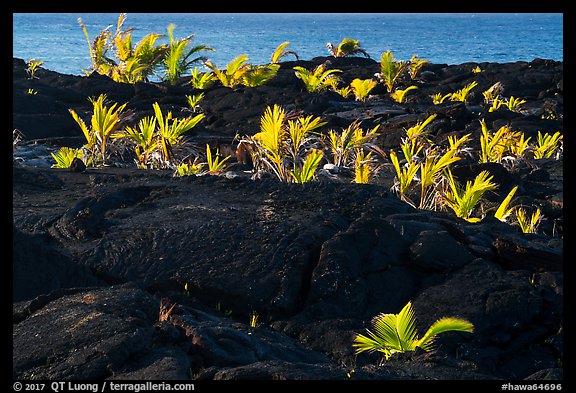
[13,13,563,78]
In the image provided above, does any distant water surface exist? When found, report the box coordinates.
[13,13,563,77]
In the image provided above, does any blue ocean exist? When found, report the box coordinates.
[13,13,563,78]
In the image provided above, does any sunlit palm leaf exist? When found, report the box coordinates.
[416,317,474,352]
[494,185,518,222]
[350,78,377,102]
[271,41,299,63]
[291,148,323,183]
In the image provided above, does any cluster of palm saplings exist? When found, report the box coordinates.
[41,15,562,363]
[49,14,562,236]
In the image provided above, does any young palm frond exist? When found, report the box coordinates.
[377,50,408,92]
[442,169,497,222]
[69,94,127,164]
[400,113,437,162]
[509,133,531,158]
[112,116,157,168]
[78,16,114,76]
[242,64,280,87]
[447,133,472,156]
[505,96,526,112]
[335,85,352,99]
[26,58,43,79]
[327,38,370,58]
[189,67,215,89]
[291,148,323,183]
[479,119,506,163]
[353,301,473,361]
[408,55,428,79]
[432,92,451,105]
[515,207,542,234]
[175,159,203,176]
[205,55,251,88]
[205,144,231,174]
[449,81,478,103]
[287,114,326,161]
[488,96,504,112]
[482,81,504,104]
[533,131,562,159]
[51,147,84,169]
[350,78,377,102]
[252,104,288,181]
[389,150,419,206]
[163,24,215,85]
[353,150,375,184]
[186,93,204,113]
[153,102,205,164]
[293,61,342,93]
[390,85,418,103]
[327,122,380,167]
[494,186,518,222]
[271,41,299,63]
[419,148,460,209]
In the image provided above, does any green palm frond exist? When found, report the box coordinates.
[271,41,299,63]
[291,148,323,183]
[189,67,215,89]
[205,55,251,87]
[293,62,342,92]
[516,207,542,234]
[333,38,370,58]
[419,149,460,209]
[354,150,374,184]
[287,114,326,160]
[494,185,518,222]
[416,317,475,352]
[378,50,408,92]
[389,150,419,205]
[533,131,562,159]
[354,301,474,361]
[391,85,418,103]
[505,96,526,112]
[51,147,84,169]
[443,169,497,222]
[242,64,280,87]
[163,24,214,85]
[206,144,231,174]
[449,81,478,103]
[408,55,428,79]
[350,78,377,102]
[153,102,205,163]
